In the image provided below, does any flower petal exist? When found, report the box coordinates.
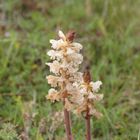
[58,30,66,40]
[90,81,102,92]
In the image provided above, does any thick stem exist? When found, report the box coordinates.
[85,108,91,140]
[64,108,73,140]
[62,90,73,140]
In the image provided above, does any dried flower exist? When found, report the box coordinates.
[74,70,103,118]
[46,30,83,112]
[46,30,103,118]
[46,30,104,140]
[47,88,61,102]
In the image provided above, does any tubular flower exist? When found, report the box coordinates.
[46,30,83,111]
[46,30,103,119]
[74,71,103,118]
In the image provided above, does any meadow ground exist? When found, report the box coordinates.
[0,0,140,140]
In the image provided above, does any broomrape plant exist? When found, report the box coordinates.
[46,30,103,140]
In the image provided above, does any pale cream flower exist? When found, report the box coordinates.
[50,39,66,50]
[46,30,103,117]
[58,30,66,41]
[80,80,103,99]
[66,53,83,65]
[66,48,75,55]
[71,92,84,104]
[74,79,103,117]
[90,81,102,92]
[46,75,60,87]
[46,30,84,110]
[46,88,60,102]
[88,92,103,101]
[71,42,83,52]
[74,100,87,115]
[47,50,63,60]
[46,61,61,74]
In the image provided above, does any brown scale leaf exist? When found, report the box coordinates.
[66,30,76,43]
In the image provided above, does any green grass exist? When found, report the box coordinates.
[0,0,140,139]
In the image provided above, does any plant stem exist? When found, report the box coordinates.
[64,108,73,140]
[85,107,91,140]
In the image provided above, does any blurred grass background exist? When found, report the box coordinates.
[0,0,140,139]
